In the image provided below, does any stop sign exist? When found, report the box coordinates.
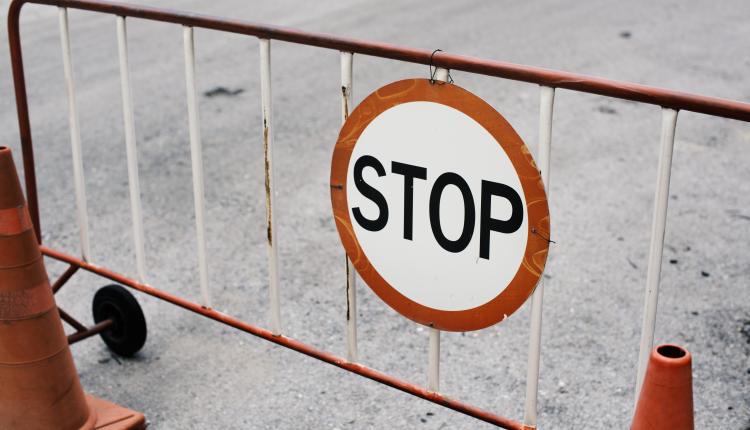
[330,79,550,332]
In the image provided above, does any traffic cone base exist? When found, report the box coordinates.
[86,395,146,430]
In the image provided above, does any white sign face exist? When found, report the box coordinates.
[347,101,527,311]
[331,79,549,331]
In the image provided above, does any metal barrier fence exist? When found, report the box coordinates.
[7,0,750,428]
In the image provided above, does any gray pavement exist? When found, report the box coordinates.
[1,0,749,428]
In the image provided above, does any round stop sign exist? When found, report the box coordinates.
[330,79,550,332]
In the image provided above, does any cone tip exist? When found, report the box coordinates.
[653,343,691,366]
[0,146,14,165]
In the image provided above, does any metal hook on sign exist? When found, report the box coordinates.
[429,49,454,84]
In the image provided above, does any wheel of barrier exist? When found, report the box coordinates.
[92,284,147,357]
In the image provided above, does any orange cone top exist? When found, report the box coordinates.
[632,344,694,430]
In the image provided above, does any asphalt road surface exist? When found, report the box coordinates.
[1,0,749,428]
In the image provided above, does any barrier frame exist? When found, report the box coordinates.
[7,0,750,428]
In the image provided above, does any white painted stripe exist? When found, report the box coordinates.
[523,85,555,429]
[117,16,147,283]
[635,108,679,402]
[183,26,211,307]
[58,7,91,262]
[260,38,281,335]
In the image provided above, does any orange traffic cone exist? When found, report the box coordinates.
[632,344,694,430]
[0,146,146,429]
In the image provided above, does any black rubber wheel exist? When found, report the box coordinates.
[92,284,147,357]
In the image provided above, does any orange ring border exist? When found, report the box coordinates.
[330,79,550,332]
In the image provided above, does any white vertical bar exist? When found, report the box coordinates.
[426,66,450,392]
[341,51,358,361]
[340,52,353,121]
[523,85,555,429]
[117,16,147,283]
[635,108,679,401]
[259,38,281,335]
[183,26,211,307]
[58,7,91,261]
[428,327,440,391]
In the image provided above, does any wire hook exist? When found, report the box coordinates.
[429,49,453,84]
[532,227,556,244]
